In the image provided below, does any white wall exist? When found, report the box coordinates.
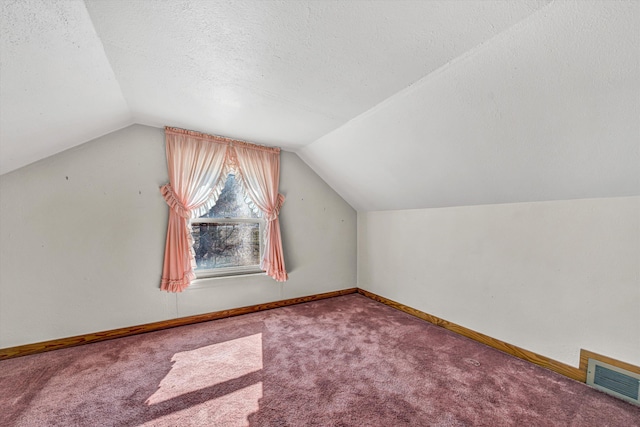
[358,196,640,367]
[0,124,357,348]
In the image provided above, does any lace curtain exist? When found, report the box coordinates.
[160,127,287,292]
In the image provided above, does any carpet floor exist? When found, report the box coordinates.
[1,294,639,426]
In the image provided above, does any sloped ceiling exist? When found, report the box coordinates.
[1,0,549,174]
[299,0,640,211]
[0,0,132,175]
[1,1,637,211]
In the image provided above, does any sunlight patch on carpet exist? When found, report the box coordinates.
[146,333,263,405]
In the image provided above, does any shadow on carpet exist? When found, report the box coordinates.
[1,294,639,426]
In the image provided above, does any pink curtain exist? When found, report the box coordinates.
[160,128,229,292]
[232,141,288,282]
[160,127,288,292]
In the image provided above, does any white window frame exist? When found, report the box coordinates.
[190,217,265,279]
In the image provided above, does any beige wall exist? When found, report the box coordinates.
[0,124,357,348]
[358,197,640,367]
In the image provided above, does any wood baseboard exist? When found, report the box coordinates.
[5,286,638,385]
[0,288,358,360]
[357,288,586,382]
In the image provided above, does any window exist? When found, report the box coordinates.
[190,174,264,278]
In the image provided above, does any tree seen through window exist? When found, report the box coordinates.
[191,174,262,272]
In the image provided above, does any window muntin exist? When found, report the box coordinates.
[190,174,263,278]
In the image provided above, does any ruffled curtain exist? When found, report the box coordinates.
[160,128,229,292]
[160,127,288,292]
[232,141,288,282]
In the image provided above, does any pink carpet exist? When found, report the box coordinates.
[1,294,638,426]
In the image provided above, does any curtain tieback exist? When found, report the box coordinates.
[160,183,191,218]
[265,193,286,221]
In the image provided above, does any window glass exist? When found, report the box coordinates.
[200,174,260,219]
[192,222,260,270]
[191,174,263,276]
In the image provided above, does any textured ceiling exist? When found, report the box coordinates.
[2,1,637,212]
[1,0,549,175]
[0,0,132,175]
[299,0,639,211]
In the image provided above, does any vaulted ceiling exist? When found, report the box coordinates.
[1,1,638,211]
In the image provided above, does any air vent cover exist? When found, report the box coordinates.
[587,358,640,406]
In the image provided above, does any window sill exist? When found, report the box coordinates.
[188,271,267,290]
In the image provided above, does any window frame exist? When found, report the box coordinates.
[190,217,265,279]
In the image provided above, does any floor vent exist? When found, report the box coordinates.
[587,358,640,406]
